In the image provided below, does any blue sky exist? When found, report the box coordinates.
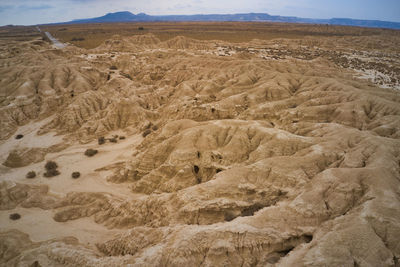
[0,0,399,26]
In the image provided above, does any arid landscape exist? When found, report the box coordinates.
[1,22,400,266]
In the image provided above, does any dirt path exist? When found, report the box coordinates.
[44,31,66,49]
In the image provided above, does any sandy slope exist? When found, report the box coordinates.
[0,30,400,266]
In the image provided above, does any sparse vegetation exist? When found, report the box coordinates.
[71,37,85,41]
[45,161,57,171]
[71,172,81,179]
[84,148,98,157]
[43,160,60,177]
[37,22,389,49]
[43,169,60,177]
[2,22,400,267]
[98,136,105,145]
[26,171,36,179]
[9,213,21,220]
[142,129,151,137]
[121,72,133,80]
[15,134,23,139]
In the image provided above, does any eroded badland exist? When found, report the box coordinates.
[0,23,400,266]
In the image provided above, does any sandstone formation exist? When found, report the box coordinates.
[0,26,399,266]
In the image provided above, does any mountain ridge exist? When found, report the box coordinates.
[51,11,400,29]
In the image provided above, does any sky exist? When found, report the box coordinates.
[0,0,399,26]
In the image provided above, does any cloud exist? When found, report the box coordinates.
[0,5,15,12]
[18,4,53,10]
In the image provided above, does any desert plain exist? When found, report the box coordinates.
[0,22,400,266]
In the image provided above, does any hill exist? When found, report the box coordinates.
[59,11,400,29]
[0,23,399,267]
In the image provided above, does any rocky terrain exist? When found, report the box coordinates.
[0,25,400,266]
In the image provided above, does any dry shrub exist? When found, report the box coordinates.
[44,169,60,177]
[142,129,151,137]
[84,148,98,157]
[9,213,21,220]
[26,171,36,179]
[44,160,60,177]
[71,37,85,41]
[45,161,57,171]
[98,136,105,145]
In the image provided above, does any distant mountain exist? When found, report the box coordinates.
[327,18,400,29]
[70,11,151,23]
[62,11,400,30]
